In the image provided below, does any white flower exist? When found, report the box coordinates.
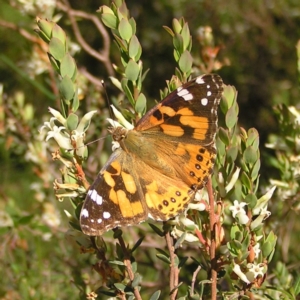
[225,167,241,193]
[45,125,72,149]
[71,130,86,157]
[253,186,276,216]
[76,110,98,132]
[171,227,199,243]
[236,211,250,225]
[229,200,247,218]
[229,200,249,225]
[253,243,261,258]
[48,107,67,125]
[233,264,250,284]
[246,263,265,281]
[188,201,206,212]
[110,105,134,130]
[250,206,271,230]
[178,215,199,230]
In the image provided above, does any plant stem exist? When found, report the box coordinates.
[165,230,179,300]
[207,178,217,300]
[117,234,142,300]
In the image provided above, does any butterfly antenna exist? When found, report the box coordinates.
[101,80,114,120]
[65,136,107,153]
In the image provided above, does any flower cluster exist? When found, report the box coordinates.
[40,107,97,157]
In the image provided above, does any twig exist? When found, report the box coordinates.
[79,67,104,88]
[191,265,201,296]
[116,233,142,300]
[58,0,114,76]
[207,178,217,300]
[165,230,179,300]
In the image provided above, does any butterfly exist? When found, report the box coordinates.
[80,74,223,236]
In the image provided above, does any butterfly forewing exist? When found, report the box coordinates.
[80,74,223,236]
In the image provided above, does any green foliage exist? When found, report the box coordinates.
[0,0,300,300]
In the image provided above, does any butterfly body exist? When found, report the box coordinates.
[80,74,223,236]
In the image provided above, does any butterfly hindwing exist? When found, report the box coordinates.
[80,150,148,235]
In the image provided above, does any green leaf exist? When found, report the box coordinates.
[15,215,34,226]
[125,59,140,82]
[60,53,77,80]
[181,22,191,50]
[243,146,258,165]
[66,113,78,131]
[132,236,144,253]
[240,172,251,190]
[128,17,136,35]
[155,248,169,257]
[218,127,230,146]
[49,37,66,62]
[163,25,174,37]
[245,193,257,209]
[132,273,142,288]
[71,90,79,112]
[174,50,180,63]
[234,230,244,242]
[37,18,54,41]
[118,18,133,42]
[216,136,226,159]
[131,261,137,273]
[246,128,259,149]
[113,33,128,52]
[172,18,182,34]
[178,256,188,268]
[250,158,260,180]
[156,253,171,264]
[100,12,118,29]
[109,260,125,266]
[59,76,75,102]
[148,223,164,236]
[51,24,66,47]
[149,290,161,300]
[222,85,237,112]
[48,53,60,72]
[173,33,184,53]
[135,93,146,116]
[225,104,238,129]
[114,283,126,291]
[129,35,142,60]
[226,145,239,163]
[179,50,193,74]
[121,78,135,106]
[293,276,300,296]
[262,241,273,258]
[230,225,240,240]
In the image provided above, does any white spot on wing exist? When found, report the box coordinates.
[207,91,212,96]
[103,212,111,219]
[148,213,154,219]
[81,208,89,218]
[201,98,208,106]
[177,88,193,101]
[97,218,102,224]
[196,77,205,84]
[88,189,103,205]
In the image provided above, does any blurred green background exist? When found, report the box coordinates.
[1,0,300,299]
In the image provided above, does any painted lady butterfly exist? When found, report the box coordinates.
[80,74,223,236]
